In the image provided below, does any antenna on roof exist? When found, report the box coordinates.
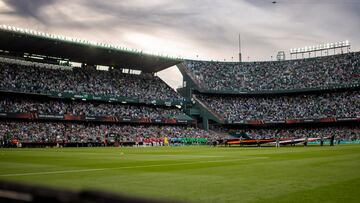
[238,33,242,62]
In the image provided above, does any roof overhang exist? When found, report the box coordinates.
[0,26,182,73]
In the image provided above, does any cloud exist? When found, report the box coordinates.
[0,0,359,88]
[1,0,56,23]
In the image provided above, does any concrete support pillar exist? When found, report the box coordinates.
[202,117,209,131]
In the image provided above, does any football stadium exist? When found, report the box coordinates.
[0,1,359,203]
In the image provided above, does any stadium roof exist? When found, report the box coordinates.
[0,25,182,73]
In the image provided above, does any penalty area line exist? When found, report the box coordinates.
[0,157,268,177]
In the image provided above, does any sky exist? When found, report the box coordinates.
[0,0,359,89]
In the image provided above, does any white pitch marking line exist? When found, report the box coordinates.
[0,157,268,177]
[0,168,106,177]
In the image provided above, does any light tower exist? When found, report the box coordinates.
[238,33,242,62]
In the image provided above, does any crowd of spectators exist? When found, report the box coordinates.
[185,52,360,91]
[0,98,186,119]
[224,127,360,141]
[0,122,218,144]
[251,127,359,141]
[197,90,360,122]
[0,56,183,101]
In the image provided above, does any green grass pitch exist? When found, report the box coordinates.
[0,145,359,202]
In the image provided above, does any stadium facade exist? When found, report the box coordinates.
[0,25,359,147]
[178,54,359,142]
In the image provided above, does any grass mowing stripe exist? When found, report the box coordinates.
[0,156,268,177]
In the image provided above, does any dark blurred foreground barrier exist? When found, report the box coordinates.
[0,181,181,203]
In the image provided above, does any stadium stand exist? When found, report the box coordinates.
[183,52,360,92]
[0,28,222,147]
[212,126,360,141]
[0,24,220,148]
[0,97,187,120]
[0,122,218,147]
[196,90,359,123]
[0,26,359,147]
[0,56,183,101]
[0,53,215,147]
[179,52,360,143]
